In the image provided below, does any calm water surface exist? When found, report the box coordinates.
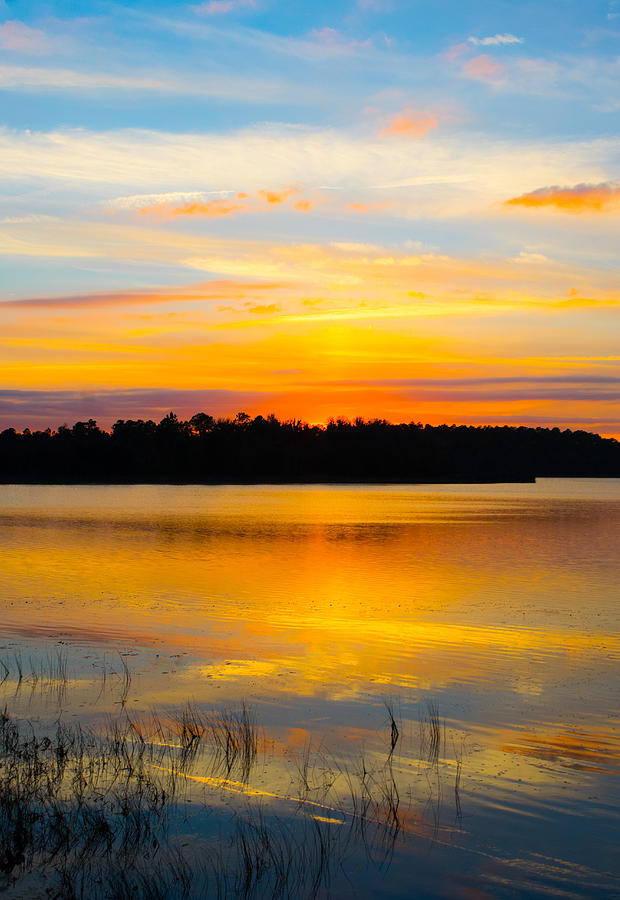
[0,480,618,897]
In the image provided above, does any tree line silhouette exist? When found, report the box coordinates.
[1,413,618,483]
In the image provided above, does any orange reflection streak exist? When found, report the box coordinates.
[500,727,620,775]
[156,766,345,820]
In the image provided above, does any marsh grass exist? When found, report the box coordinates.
[0,702,349,898]
[0,651,465,898]
[419,700,443,765]
[206,704,258,782]
[116,651,132,708]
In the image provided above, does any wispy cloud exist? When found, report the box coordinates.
[506,182,620,213]
[0,20,52,54]
[0,388,268,430]
[462,54,505,82]
[192,0,257,16]
[511,250,549,263]
[0,64,310,104]
[108,191,235,211]
[344,201,392,213]
[5,216,617,304]
[1,280,286,309]
[256,187,299,204]
[246,303,279,314]
[305,27,373,56]
[139,195,251,219]
[468,34,523,47]
[379,108,437,138]
[136,187,304,219]
[0,126,617,222]
[444,42,469,60]
[0,214,59,225]
[1,385,619,433]
[0,64,182,92]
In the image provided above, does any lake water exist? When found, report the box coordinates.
[0,480,618,897]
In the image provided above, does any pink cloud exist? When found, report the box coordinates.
[0,20,52,54]
[462,54,505,82]
[444,42,469,61]
[308,27,373,55]
[380,108,437,138]
[193,0,256,16]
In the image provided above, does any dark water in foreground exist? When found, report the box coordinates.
[0,480,618,897]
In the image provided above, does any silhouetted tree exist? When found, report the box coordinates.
[0,413,618,483]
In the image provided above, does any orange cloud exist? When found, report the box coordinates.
[345,201,391,213]
[137,187,305,219]
[245,303,279,314]
[505,182,620,213]
[174,200,248,217]
[139,196,250,219]
[462,54,505,82]
[379,108,438,138]
[257,188,299,205]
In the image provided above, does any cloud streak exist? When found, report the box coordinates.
[0,125,615,223]
[379,109,438,138]
[0,64,312,104]
[468,34,523,47]
[109,191,235,211]
[0,20,52,54]
[0,388,268,430]
[3,220,620,306]
[462,54,505,82]
[1,280,286,309]
[193,0,256,15]
[139,196,251,219]
[306,27,373,56]
[136,187,304,219]
[2,378,619,433]
[506,182,620,213]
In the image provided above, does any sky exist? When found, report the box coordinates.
[1,0,619,434]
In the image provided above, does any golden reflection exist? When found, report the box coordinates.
[159,767,347,821]
[1,484,618,706]
[500,727,620,776]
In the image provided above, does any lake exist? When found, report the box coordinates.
[0,480,618,897]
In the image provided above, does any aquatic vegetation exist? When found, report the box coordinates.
[205,704,258,782]
[0,657,465,899]
[421,700,442,764]
[0,482,617,897]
